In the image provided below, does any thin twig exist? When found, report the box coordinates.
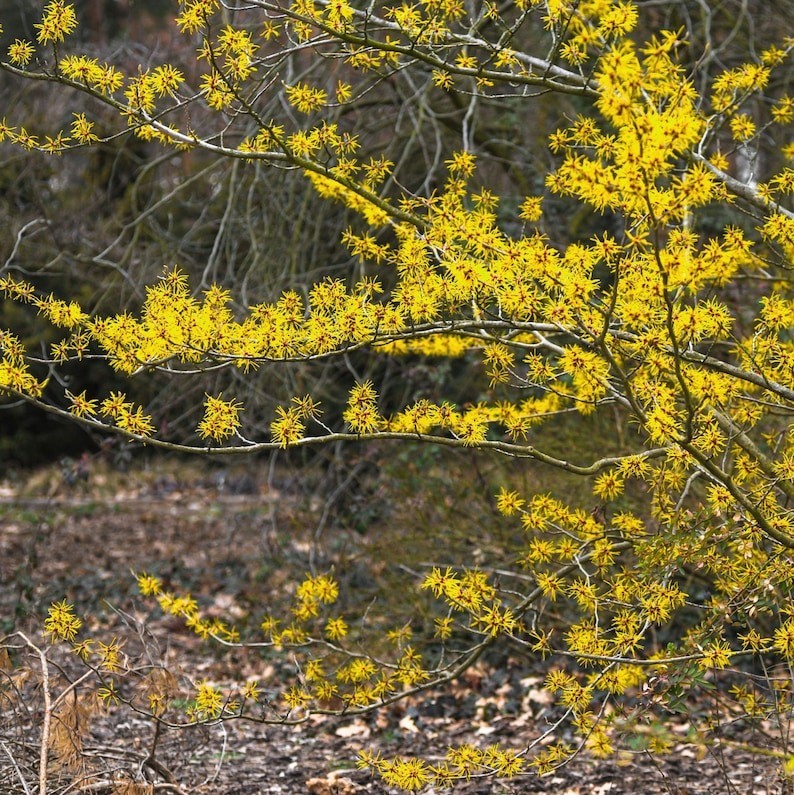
[18,633,50,795]
[1,740,32,795]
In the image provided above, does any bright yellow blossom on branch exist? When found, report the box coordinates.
[1,0,794,790]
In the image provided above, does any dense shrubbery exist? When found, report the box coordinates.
[1,0,794,791]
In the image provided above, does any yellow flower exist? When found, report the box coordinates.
[325,617,348,640]
[774,619,794,659]
[66,390,98,418]
[136,572,163,596]
[150,64,184,96]
[730,114,756,142]
[519,196,543,222]
[197,393,243,442]
[285,82,327,113]
[593,470,624,500]
[270,405,305,447]
[36,0,78,45]
[496,487,524,515]
[44,600,82,642]
[195,680,224,718]
[445,150,476,176]
[8,39,35,66]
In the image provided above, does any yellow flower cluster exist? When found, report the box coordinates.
[44,600,82,642]
[285,82,328,114]
[60,56,125,93]
[358,742,524,789]
[7,39,35,65]
[175,0,219,35]
[198,394,244,442]
[35,0,78,45]
[0,328,45,397]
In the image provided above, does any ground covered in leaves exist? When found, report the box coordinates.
[0,454,790,794]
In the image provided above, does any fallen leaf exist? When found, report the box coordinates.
[335,721,371,739]
[306,775,359,794]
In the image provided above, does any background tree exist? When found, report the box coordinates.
[1,0,793,791]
